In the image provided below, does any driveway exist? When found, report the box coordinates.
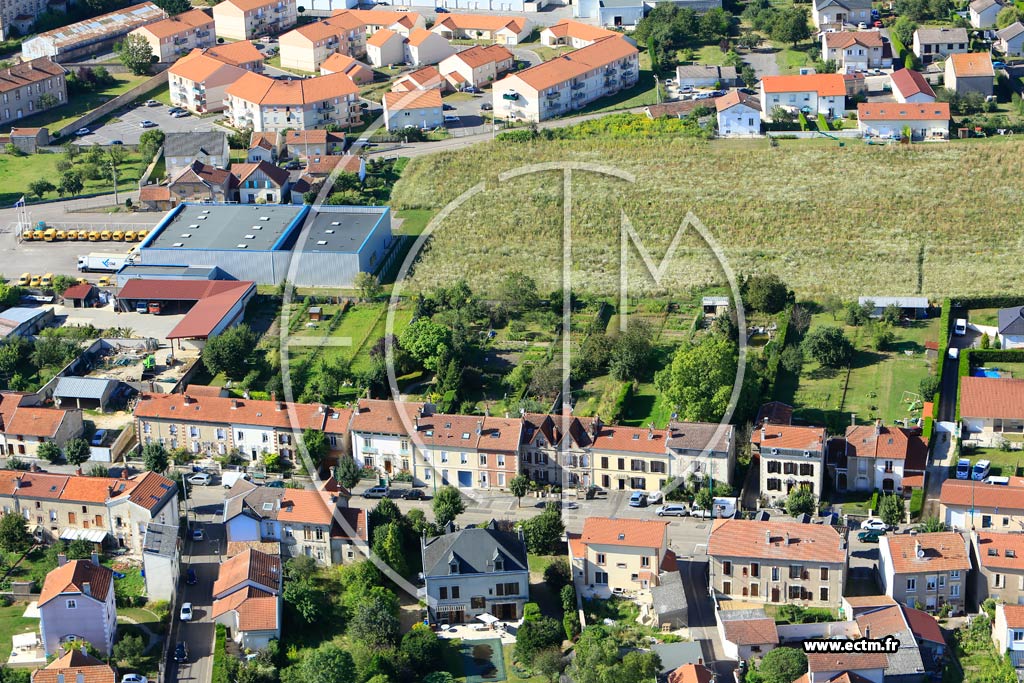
[744,49,779,79]
[441,92,492,132]
[76,102,224,146]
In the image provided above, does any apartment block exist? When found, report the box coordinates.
[129,8,214,62]
[708,519,847,608]
[492,35,638,122]
[213,0,297,41]
[278,12,367,73]
[225,70,361,132]
[0,58,67,130]
[168,49,248,113]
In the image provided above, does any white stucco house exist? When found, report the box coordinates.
[759,73,847,120]
[38,559,117,657]
[716,90,760,136]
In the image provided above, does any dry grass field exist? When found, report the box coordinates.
[389,134,1023,299]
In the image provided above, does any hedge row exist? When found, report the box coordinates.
[935,297,953,405]
[763,305,794,398]
[909,488,924,520]
[965,349,1024,364]
[212,624,228,683]
[960,295,1024,309]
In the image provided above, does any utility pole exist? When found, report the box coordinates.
[111,159,118,207]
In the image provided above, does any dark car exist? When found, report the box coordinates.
[435,6,449,11]
[174,642,189,663]
[402,489,426,500]
[480,103,493,111]
[186,568,198,585]
[857,530,883,543]
[464,86,482,94]
[265,480,285,488]
[442,103,455,110]
[285,161,302,170]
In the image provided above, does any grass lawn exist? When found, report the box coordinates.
[265,55,315,76]
[13,74,152,134]
[526,44,573,62]
[395,208,435,235]
[114,622,161,680]
[621,382,674,428]
[773,43,816,74]
[526,554,561,574]
[694,45,730,65]
[776,314,939,434]
[583,596,639,624]
[0,602,40,661]
[444,92,477,103]
[504,643,550,683]
[148,84,173,106]
[0,148,152,206]
[573,50,658,116]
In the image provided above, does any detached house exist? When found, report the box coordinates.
[213,0,297,41]
[879,532,970,613]
[960,376,1024,445]
[857,102,950,140]
[383,88,443,131]
[404,29,456,67]
[997,22,1024,56]
[759,73,846,120]
[716,90,760,136]
[164,130,230,178]
[944,51,995,96]
[972,531,1024,606]
[0,392,83,459]
[830,421,927,494]
[999,306,1024,349]
[941,476,1024,530]
[821,31,890,72]
[970,0,1003,27]
[392,65,446,92]
[568,517,675,598]
[38,559,116,656]
[890,67,936,102]
[993,603,1024,666]
[232,160,292,204]
[130,8,214,62]
[421,520,529,624]
[168,161,236,203]
[439,44,514,89]
[492,35,639,122]
[912,27,968,63]
[338,9,424,36]
[812,0,872,28]
[212,548,281,649]
[708,519,847,608]
[32,649,116,683]
[751,421,827,507]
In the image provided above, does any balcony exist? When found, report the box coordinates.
[606,67,617,75]
[571,82,584,90]
[572,92,586,100]
[318,103,335,111]
[501,91,519,101]
[545,90,559,99]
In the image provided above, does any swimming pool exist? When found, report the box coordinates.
[973,368,1002,378]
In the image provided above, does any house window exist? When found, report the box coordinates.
[907,578,917,592]
[789,585,802,600]
[237,431,244,441]
[66,599,76,609]
[723,580,732,594]
[460,453,467,464]
[497,455,505,467]
[723,561,732,576]
[440,587,448,599]
[451,587,460,599]
[595,571,608,585]
[751,563,760,578]
[995,574,1005,588]
[820,567,828,581]
[479,454,487,466]
[641,556,650,568]
[951,584,960,597]
[771,567,780,581]
[596,553,606,565]
[1015,631,1024,642]
[789,565,803,580]
[820,587,828,602]
[950,570,961,580]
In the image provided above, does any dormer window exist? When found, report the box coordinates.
[449,557,459,575]
[494,554,504,572]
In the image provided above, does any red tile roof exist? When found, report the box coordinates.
[890,68,936,99]
[592,424,667,454]
[278,489,336,525]
[976,532,1024,571]
[708,519,847,563]
[135,392,329,431]
[901,604,945,644]
[857,102,950,121]
[843,424,927,464]
[135,8,212,38]
[1004,604,1024,629]
[883,532,970,574]
[941,477,1024,510]
[761,73,846,96]
[332,506,368,541]
[542,19,617,43]
[33,649,116,683]
[39,560,113,606]
[383,88,442,111]
[117,279,255,341]
[61,475,129,503]
[960,376,1024,419]
[824,31,883,48]
[667,664,715,683]
[854,604,908,638]
[507,35,636,92]
[204,40,264,67]
[715,89,759,112]
[211,585,279,631]
[579,517,668,550]
[806,651,889,673]
[948,51,994,77]
[61,283,94,300]
[213,548,281,596]
[432,13,526,34]
[722,618,780,645]
[350,399,424,435]
[751,424,826,451]
[120,470,178,511]
[16,472,68,499]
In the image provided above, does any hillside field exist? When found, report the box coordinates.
[389,135,1023,299]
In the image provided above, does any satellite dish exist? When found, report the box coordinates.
[917,548,925,558]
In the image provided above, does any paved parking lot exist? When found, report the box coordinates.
[0,229,150,280]
[76,102,224,146]
[441,91,494,131]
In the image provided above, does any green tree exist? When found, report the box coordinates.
[336,457,360,488]
[568,626,619,683]
[202,324,258,380]
[431,485,465,527]
[609,320,654,382]
[371,521,408,576]
[399,319,452,372]
[37,441,63,464]
[879,493,906,527]
[301,643,357,683]
[543,558,571,590]
[27,178,55,199]
[918,517,946,533]
[50,275,78,296]
[142,443,169,472]
[694,486,713,512]
[113,633,145,667]
[785,486,815,516]
[349,587,400,649]
[400,623,443,672]
[770,7,811,46]
[138,129,165,160]
[514,616,563,666]
[117,34,154,75]
[58,170,83,197]
[0,513,32,553]
[533,648,566,682]
[301,428,328,467]
[919,375,940,401]
[801,327,854,368]
[891,16,918,46]
[655,335,737,421]
[509,474,529,508]
[283,579,325,623]
[153,0,191,14]
[780,345,804,375]
[759,647,808,683]
[354,272,383,300]
[284,554,318,582]
[499,270,540,312]
[423,674,455,683]
[522,503,564,554]
[64,438,91,466]
[742,274,790,313]
[997,5,1024,27]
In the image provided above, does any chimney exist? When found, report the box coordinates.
[875,419,882,436]
[57,552,67,567]
[765,530,771,545]
[12,477,19,489]
[864,624,871,639]
[91,552,99,566]
[785,532,791,546]
[231,399,239,409]
[76,467,82,476]
[82,581,91,596]
[414,416,419,430]
[120,469,128,480]
[484,405,490,417]
[851,413,856,427]
[761,425,767,441]
[476,420,482,435]
[647,423,654,440]
[277,401,285,411]
[270,391,276,402]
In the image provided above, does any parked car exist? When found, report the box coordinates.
[285,161,302,170]
[139,120,157,128]
[655,504,689,517]
[647,490,663,504]
[861,518,888,532]
[171,110,190,118]
[265,480,285,488]
[192,527,204,541]
[973,459,991,481]
[186,568,197,585]
[464,86,482,94]
[690,507,712,519]
[121,675,148,683]
[187,472,212,486]
[857,530,882,543]
[402,489,426,500]
[443,114,460,122]
[993,61,1007,69]
[954,318,967,336]
[174,642,189,663]
[435,6,449,11]
[364,485,390,499]
[873,20,883,27]
[179,602,193,622]
[145,99,160,107]
[442,103,455,110]
[584,486,608,500]
[481,103,493,111]
[628,491,648,508]
[956,458,971,480]
[110,139,123,145]
[75,127,91,136]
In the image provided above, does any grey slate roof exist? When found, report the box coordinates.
[675,64,738,81]
[998,21,1024,40]
[815,0,871,12]
[0,307,48,325]
[666,421,733,453]
[142,522,179,558]
[421,520,528,578]
[914,27,969,44]
[651,570,687,618]
[651,641,705,675]
[163,131,229,160]
[54,376,116,400]
[857,296,929,309]
[225,486,283,522]
[970,0,1001,12]
[998,306,1024,335]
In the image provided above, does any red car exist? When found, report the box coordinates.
[873,20,883,27]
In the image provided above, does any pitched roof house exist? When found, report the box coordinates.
[759,73,846,120]
[168,49,249,113]
[31,649,116,683]
[944,51,995,95]
[857,102,950,140]
[960,376,1024,445]
[997,21,1024,56]
[164,130,230,178]
[568,517,675,598]
[879,532,970,613]
[969,0,1003,27]
[211,548,282,649]
[232,160,292,205]
[831,422,926,493]
[439,44,514,89]
[540,19,619,48]
[889,68,936,102]
[168,160,236,203]
[320,52,374,83]
[913,27,969,62]
[38,559,116,656]
[998,306,1024,347]
[431,14,531,45]
[382,88,443,131]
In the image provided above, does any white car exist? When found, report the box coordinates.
[655,504,689,517]
[646,490,663,504]
[187,472,212,486]
[954,318,967,336]
[171,110,190,118]
[443,114,460,122]
[121,674,149,683]
[180,602,193,622]
[861,518,888,532]
[75,127,91,136]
